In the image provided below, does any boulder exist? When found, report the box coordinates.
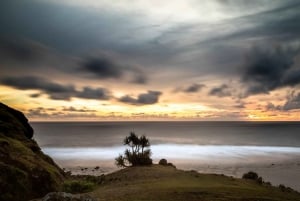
[41,192,97,201]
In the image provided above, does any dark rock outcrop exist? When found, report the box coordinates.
[0,103,65,201]
[0,102,33,139]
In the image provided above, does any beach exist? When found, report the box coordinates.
[32,121,300,191]
[43,145,300,191]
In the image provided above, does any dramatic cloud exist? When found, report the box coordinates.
[282,92,300,110]
[1,76,75,94]
[265,102,282,111]
[130,70,148,84]
[27,107,97,119]
[75,87,110,100]
[242,45,300,96]
[173,83,206,93]
[184,84,205,93]
[1,0,300,120]
[209,84,232,97]
[119,91,162,105]
[62,106,96,112]
[267,91,300,111]
[80,57,148,84]
[0,38,42,62]
[0,76,110,100]
[82,58,122,79]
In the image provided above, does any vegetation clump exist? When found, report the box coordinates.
[278,184,298,193]
[62,180,96,193]
[159,158,176,168]
[115,132,152,167]
[242,171,259,180]
[159,159,168,165]
[242,171,264,185]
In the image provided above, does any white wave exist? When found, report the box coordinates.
[42,144,300,164]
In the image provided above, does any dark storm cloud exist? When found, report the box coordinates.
[0,0,150,85]
[282,92,300,110]
[1,76,75,94]
[150,1,300,76]
[119,95,137,104]
[129,68,148,84]
[0,36,78,79]
[0,76,111,100]
[173,83,206,93]
[0,0,114,53]
[266,91,300,111]
[209,84,232,97]
[265,102,282,111]
[132,73,147,84]
[82,58,122,79]
[76,87,110,100]
[30,93,41,98]
[0,38,41,62]
[1,0,300,100]
[242,45,300,96]
[207,1,300,45]
[183,84,205,93]
[0,0,161,58]
[119,91,162,105]
[80,57,148,84]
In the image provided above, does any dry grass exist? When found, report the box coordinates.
[88,165,300,201]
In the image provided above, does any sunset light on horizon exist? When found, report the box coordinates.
[1,0,300,121]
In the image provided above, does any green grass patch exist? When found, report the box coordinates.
[63,180,97,193]
[90,165,300,201]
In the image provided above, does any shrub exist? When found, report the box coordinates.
[257,177,263,184]
[159,159,168,165]
[242,171,259,180]
[167,162,176,168]
[242,171,266,185]
[62,180,96,193]
[279,184,294,193]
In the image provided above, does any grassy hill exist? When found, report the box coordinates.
[87,165,300,201]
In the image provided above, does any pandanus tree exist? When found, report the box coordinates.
[115,132,152,167]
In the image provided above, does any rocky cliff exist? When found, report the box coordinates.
[0,103,65,201]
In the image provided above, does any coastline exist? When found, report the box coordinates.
[61,159,300,191]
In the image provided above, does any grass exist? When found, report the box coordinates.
[63,180,97,193]
[88,165,300,201]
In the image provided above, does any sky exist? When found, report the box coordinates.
[0,0,300,121]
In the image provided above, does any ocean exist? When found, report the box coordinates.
[31,121,300,190]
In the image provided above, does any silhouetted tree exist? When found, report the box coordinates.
[115,132,152,167]
[242,171,258,180]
